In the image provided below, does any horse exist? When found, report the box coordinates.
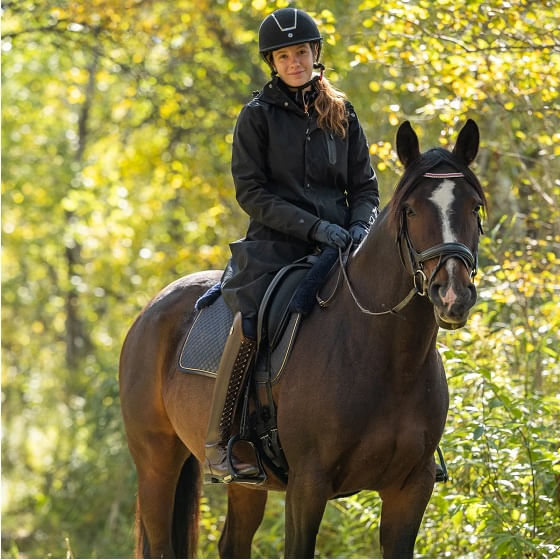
[119,119,486,558]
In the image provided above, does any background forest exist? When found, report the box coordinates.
[2,0,559,558]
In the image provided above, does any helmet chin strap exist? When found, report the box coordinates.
[293,68,323,92]
[278,62,325,93]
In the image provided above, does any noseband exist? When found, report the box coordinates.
[398,172,481,298]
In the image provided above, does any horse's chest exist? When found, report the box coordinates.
[330,425,434,492]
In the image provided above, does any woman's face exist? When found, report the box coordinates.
[271,43,315,89]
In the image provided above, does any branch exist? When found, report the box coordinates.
[2,18,102,39]
[392,12,560,54]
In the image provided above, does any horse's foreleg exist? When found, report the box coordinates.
[219,485,268,558]
[378,464,434,558]
[284,471,329,558]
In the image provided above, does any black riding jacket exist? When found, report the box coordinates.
[232,76,379,243]
[222,77,379,322]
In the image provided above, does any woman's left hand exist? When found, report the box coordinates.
[349,222,369,246]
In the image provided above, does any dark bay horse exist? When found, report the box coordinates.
[119,119,486,558]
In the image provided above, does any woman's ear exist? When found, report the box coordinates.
[267,53,277,74]
[312,42,319,62]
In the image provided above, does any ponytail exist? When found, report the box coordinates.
[314,76,348,138]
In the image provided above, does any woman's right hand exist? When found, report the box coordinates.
[310,220,351,249]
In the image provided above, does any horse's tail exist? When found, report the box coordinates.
[172,454,201,557]
[134,454,201,558]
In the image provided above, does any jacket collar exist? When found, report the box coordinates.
[258,76,317,116]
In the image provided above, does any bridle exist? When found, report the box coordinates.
[317,171,483,317]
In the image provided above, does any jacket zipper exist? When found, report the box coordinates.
[326,131,337,165]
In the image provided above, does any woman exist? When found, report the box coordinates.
[205,8,380,482]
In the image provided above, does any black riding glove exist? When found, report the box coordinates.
[310,220,351,249]
[349,221,369,246]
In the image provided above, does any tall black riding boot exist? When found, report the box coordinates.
[205,312,259,483]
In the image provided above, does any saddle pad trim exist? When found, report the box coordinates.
[179,309,219,378]
[179,367,217,379]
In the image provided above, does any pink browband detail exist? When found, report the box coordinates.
[423,172,464,178]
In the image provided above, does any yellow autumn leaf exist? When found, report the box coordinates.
[228,0,242,12]
[67,85,84,104]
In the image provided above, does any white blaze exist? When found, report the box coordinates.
[430,179,459,306]
[429,179,457,243]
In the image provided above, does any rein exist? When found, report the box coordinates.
[316,171,481,317]
[316,247,419,316]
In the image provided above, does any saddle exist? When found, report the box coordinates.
[179,247,339,376]
[178,259,312,380]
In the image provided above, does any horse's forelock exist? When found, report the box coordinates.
[387,148,486,233]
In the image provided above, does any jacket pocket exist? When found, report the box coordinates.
[325,131,337,165]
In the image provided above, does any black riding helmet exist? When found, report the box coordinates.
[259,8,323,71]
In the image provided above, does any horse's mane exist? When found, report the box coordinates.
[387,147,487,232]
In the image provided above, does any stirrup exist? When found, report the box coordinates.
[435,446,449,483]
[223,434,267,484]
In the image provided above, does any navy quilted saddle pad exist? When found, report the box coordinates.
[178,295,233,378]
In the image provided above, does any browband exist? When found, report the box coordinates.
[423,172,465,178]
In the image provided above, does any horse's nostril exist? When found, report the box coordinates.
[429,284,442,303]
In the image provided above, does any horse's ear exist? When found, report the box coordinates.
[453,119,479,166]
[396,121,421,168]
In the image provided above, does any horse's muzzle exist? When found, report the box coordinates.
[430,281,477,330]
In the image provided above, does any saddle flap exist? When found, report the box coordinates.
[257,262,311,350]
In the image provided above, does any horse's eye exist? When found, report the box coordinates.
[405,206,416,217]
[473,205,481,215]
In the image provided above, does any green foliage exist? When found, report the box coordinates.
[2,0,559,558]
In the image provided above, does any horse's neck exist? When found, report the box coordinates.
[346,220,439,368]
[349,220,410,308]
